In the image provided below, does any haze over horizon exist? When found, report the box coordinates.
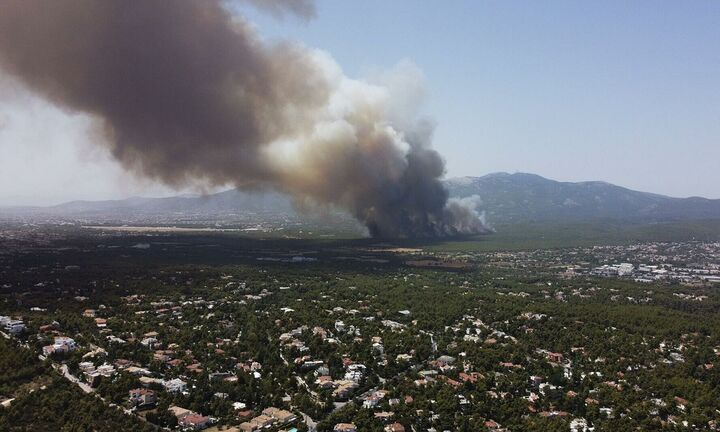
[1,0,719,207]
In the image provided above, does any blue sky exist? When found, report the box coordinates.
[242,0,720,198]
[0,0,718,204]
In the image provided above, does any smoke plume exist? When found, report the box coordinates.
[238,0,317,21]
[0,0,490,238]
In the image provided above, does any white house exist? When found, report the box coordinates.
[164,378,188,393]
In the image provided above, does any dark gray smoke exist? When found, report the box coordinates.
[0,0,490,237]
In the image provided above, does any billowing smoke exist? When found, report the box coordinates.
[0,0,490,238]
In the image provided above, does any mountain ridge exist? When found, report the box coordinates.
[445,172,720,224]
[2,172,718,226]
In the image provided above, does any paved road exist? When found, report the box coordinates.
[295,376,320,401]
[298,410,317,432]
[56,364,94,394]
[54,364,140,418]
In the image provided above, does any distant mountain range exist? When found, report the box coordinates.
[3,172,719,225]
[47,189,294,216]
[446,173,720,225]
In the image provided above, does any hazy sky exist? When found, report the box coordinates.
[1,0,719,205]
